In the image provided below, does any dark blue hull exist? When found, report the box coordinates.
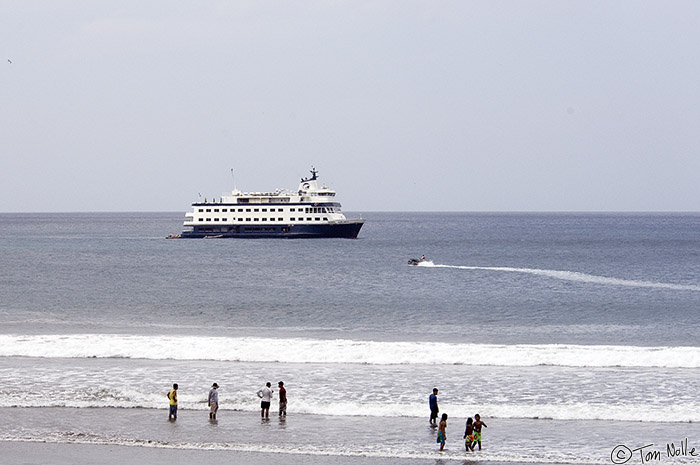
[179,221,364,239]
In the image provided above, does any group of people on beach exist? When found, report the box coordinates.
[166,381,288,421]
[429,387,487,452]
[256,381,287,419]
[168,383,485,454]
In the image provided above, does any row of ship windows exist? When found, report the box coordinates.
[197,217,327,223]
[198,207,335,214]
[198,227,288,233]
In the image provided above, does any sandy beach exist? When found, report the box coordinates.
[1,441,454,465]
[0,406,515,465]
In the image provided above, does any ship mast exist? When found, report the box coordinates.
[301,166,318,182]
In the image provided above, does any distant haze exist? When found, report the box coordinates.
[2,1,699,212]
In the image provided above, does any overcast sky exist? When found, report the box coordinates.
[2,1,699,212]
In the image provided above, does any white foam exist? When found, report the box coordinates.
[424,263,700,291]
[439,400,700,423]
[1,393,696,423]
[0,435,606,464]
[1,334,700,368]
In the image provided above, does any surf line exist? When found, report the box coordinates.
[427,264,700,292]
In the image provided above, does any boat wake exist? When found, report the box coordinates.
[421,263,700,292]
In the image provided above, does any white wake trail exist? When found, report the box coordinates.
[423,263,700,291]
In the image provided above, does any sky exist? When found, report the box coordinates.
[1,0,699,212]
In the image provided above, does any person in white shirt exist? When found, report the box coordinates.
[256,382,273,419]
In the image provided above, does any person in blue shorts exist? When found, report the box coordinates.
[167,383,178,421]
[437,413,448,451]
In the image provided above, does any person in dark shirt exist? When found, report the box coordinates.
[463,417,476,451]
[428,388,439,426]
[278,381,287,416]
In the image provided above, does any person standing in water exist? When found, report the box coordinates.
[428,388,439,426]
[167,383,178,421]
[257,382,273,419]
[473,413,488,450]
[437,413,448,451]
[208,383,219,420]
[278,381,287,417]
[463,417,476,451]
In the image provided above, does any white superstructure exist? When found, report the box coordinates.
[176,168,364,238]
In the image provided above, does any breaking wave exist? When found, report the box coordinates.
[1,334,699,368]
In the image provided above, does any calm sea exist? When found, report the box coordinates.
[1,212,700,464]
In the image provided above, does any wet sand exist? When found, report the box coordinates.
[1,441,456,465]
[4,406,698,465]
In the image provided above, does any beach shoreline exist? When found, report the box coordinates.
[1,440,529,465]
[6,406,693,465]
[0,406,594,465]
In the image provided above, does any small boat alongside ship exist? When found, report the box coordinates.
[172,168,364,239]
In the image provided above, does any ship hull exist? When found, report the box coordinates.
[179,220,364,239]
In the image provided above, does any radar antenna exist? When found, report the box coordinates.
[301,166,318,182]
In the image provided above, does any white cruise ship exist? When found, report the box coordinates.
[173,168,365,238]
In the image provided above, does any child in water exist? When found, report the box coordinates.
[437,413,448,451]
[463,417,476,451]
[473,413,487,450]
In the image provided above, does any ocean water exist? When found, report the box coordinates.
[1,212,700,464]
